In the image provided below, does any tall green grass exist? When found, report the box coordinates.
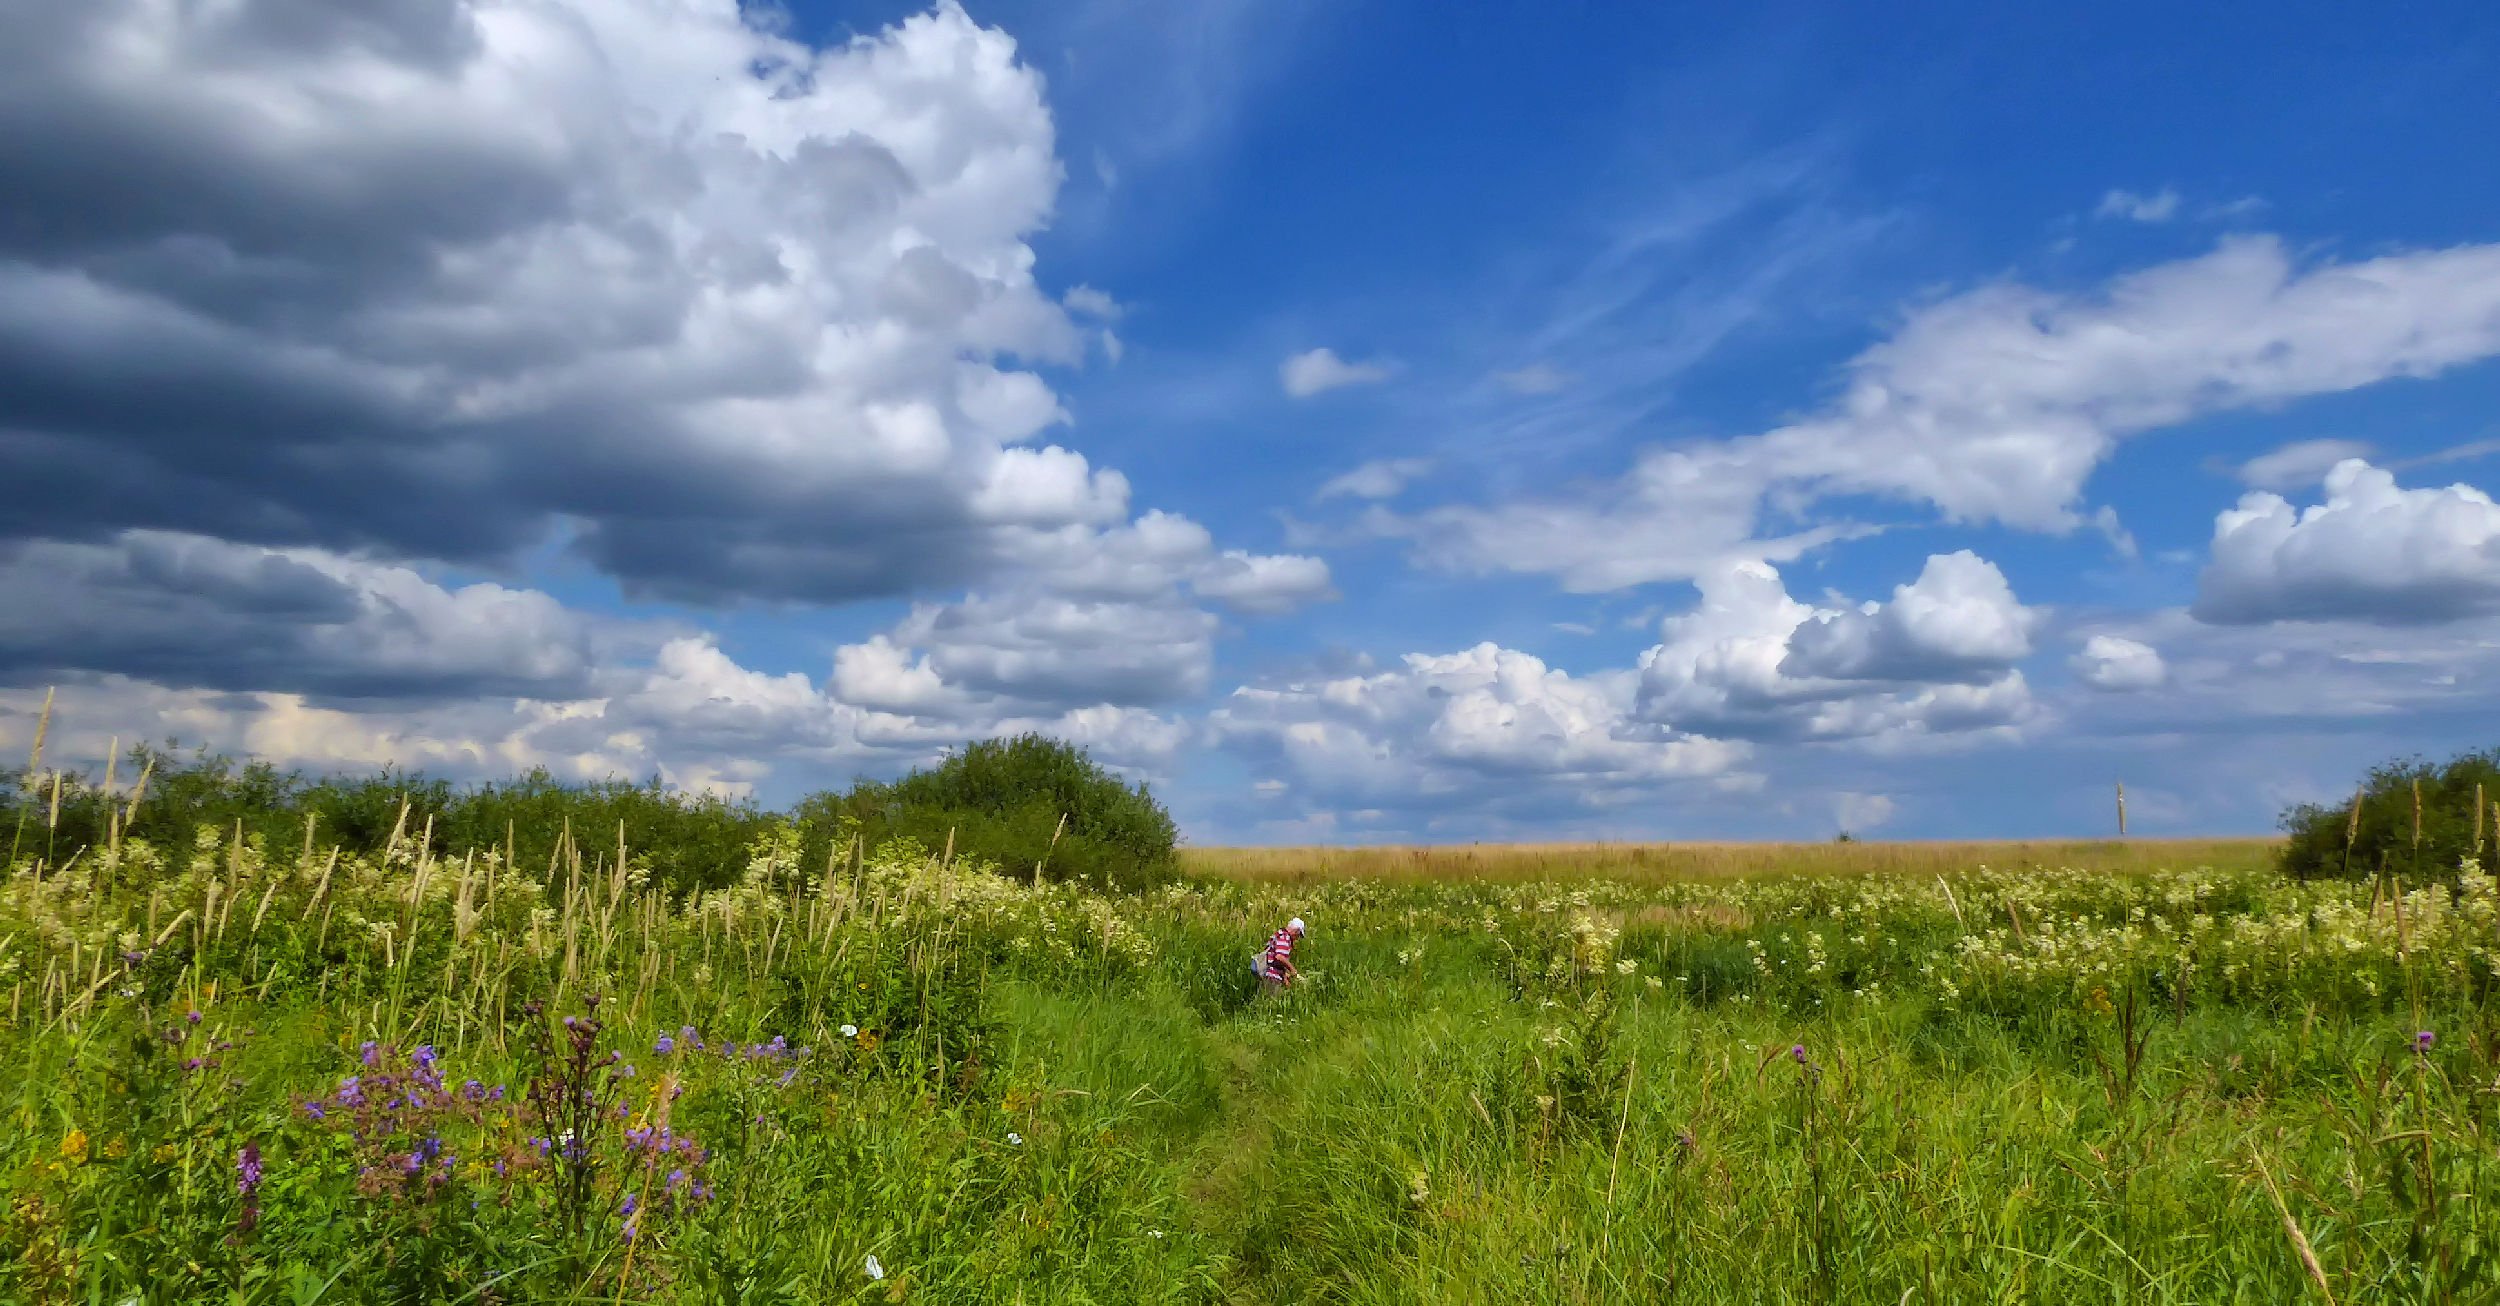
[3,797,2496,1301]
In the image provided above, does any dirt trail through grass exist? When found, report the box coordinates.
[1174,1000,1377,1302]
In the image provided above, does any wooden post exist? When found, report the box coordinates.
[2115,781,2127,837]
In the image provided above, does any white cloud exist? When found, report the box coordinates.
[2096,188,2181,222]
[1062,285,1123,319]
[1493,363,1573,394]
[1386,237,2500,591]
[2091,505,2140,560]
[1280,347,1391,398]
[826,508,1329,718]
[1632,555,2041,744]
[1779,551,2039,683]
[1192,550,1337,615]
[1315,458,1433,502]
[2238,438,2376,491]
[1212,643,1748,809]
[2196,458,2500,625]
[1207,555,2047,831]
[4,622,1198,806]
[2071,634,2167,691]
[1833,791,1896,832]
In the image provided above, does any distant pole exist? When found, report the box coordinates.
[2115,781,2127,837]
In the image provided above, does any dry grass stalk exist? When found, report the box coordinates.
[2253,1149,2337,1304]
[245,875,280,935]
[123,754,154,827]
[26,686,52,772]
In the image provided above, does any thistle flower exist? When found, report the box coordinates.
[2416,1030,2436,1052]
[236,1141,263,1197]
[1791,1044,1808,1064]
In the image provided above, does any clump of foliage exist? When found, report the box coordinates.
[801,733,1180,891]
[4,729,1181,897]
[2278,745,2500,880]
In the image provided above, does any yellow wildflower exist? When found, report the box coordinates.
[59,1130,87,1164]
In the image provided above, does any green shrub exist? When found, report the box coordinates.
[800,733,1179,892]
[2278,746,2500,880]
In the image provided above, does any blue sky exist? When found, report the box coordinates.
[2,0,2498,843]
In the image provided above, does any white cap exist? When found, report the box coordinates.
[1288,917,1306,934]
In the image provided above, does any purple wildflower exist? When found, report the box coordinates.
[2416,1030,2436,1052]
[1791,1044,1808,1064]
[655,1034,675,1055]
[620,1192,639,1217]
[360,1040,381,1067]
[186,1009,203,1025]
[236,1141,263,1197]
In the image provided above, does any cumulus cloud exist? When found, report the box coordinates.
[1212,643,1748,811]
[1315,458,1433,502]
[0,1,1333,805]
[1779,551,2039,683]
[1280,347,1391,398]
[2071,634,2167,691]
[5,627,1195,805]
[1211,551,2046,829]
[0,0,1161,605]
[2195,459,2500,625]
[1386,236,2500,591]
[2096,188,2181,222]
[2237,439,2376,492]
[826,509,1328,719]
[1192,550,1337,614]
[1632,554,2040,744]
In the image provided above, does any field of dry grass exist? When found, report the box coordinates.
[1181,835,2283,885]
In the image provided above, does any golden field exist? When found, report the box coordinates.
[1181,835,2283,885]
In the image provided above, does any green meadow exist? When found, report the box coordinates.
[5,745,2499,1302]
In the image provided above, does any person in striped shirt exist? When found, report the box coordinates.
[1255,918,1306,992]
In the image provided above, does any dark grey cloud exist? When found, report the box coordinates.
[0,533,601,703]
[0,0,1120,603]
